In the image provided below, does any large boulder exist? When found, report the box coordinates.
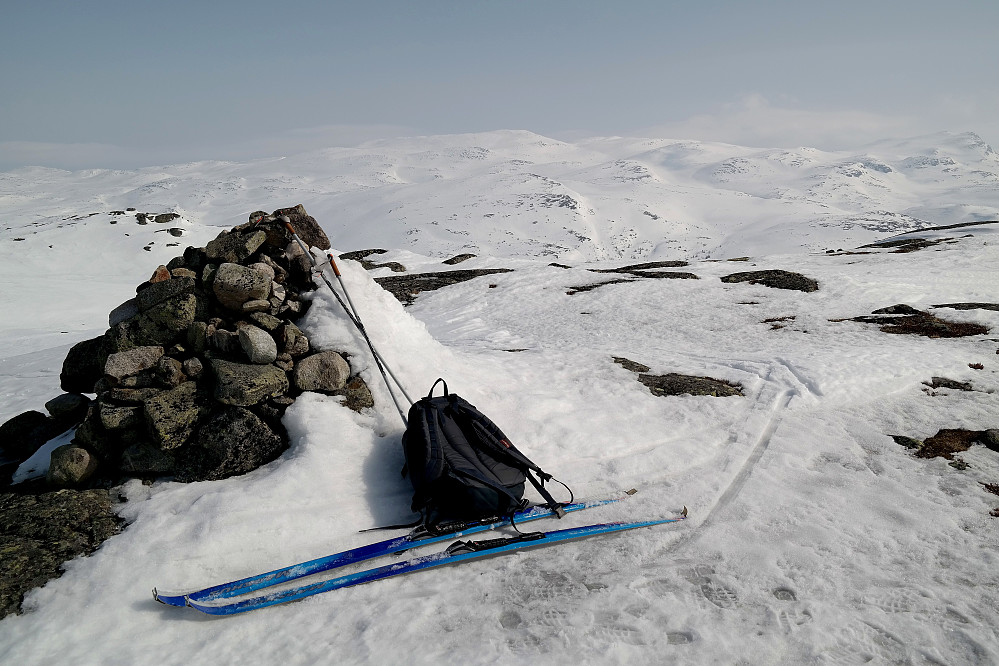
[143,381,210,450]
[104,346,164,384]
[273,204,331,250]
[60,336,107,393]
[292,351,350,392]
[46,445,100,487]
[175,407,285,482]
[205,229,267,264]
[238,325,278,364]
[212,263,271,311]
[211,359,289,406]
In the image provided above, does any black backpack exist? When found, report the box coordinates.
[401,379,568,526]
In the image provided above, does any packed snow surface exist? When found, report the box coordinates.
[0,131,997,664]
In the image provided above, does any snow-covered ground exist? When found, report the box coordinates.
[0,132,997,665]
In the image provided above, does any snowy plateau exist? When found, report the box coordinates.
[0,130,998,664]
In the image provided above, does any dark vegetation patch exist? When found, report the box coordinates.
[720,270,818,292]
[591,261,690,274]
[638,373,744,398]
[892,429,999,461]
[566,278,633,295]
[932,303,999,312]
[762,315,796,330]
[860,237,949,253]
[443,253,476,265]
[612,357,651,373]
[613,357,742,397]
[375,269,514,305]
[923,377,974,392]
[847,305,989,338]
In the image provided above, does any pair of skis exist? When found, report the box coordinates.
[154,493,686,616]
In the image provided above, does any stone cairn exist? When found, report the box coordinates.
[1,204,374,490]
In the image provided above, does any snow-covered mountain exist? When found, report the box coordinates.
[1,131,998,665]
[2,130,996,264]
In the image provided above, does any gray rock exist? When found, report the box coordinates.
[175,407,286,482]
[143,381,209,450]
[153,356,186,388]
[60,336,107,394]
[98,403,142,431]
[280,322,310,356]
[249,312,283,332]
[249,262,275,282]
[108,298,139,327]
[205,229,267,264]
[984,429,999,452]
[211,359,289,406]
[213,263,271,310]
[47,445,99,487]
[240,299,272,313]
[238,325,278,364]
[109,294,197,349]
[292,351,350,392]
[105,387,162,404]
[186,321,209,354]
[44,394,91,423]
[182,357,204,379]
[339,376,375,412]
[104,346,164,383]
[272,205,331,250]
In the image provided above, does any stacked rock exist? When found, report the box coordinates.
[2,204,373,489]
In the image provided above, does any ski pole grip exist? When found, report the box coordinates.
[327,253,342,277]
[279,215,296,235]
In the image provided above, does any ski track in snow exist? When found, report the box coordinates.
[1,132,998,665]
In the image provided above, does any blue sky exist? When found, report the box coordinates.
[2,0,997,169]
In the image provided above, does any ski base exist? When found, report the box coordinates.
[153,493,630,607]
[188,516,685,616]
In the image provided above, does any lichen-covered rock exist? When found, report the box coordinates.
[135,276,195,312]
[211,359,289,406]
[175,407,285,482]
[339,376,375,412]
[205,229,267,264]
[280,322,310,356]
[212,263,271,310]
[104,346,164,384]
[238,325,278,364]
[292,351,350,392]
[46,445,99,487]
[0,489,122,618]
[143,381,210,450]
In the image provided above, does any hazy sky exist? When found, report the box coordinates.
[2,0,997,170]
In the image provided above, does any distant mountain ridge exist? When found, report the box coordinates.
[1,130,996,261]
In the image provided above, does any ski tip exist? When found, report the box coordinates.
[152,588,161,603]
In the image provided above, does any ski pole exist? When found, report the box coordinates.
[277,216,413,425]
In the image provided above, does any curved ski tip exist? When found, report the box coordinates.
[625,488,638,496]
[681,506,688,518]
